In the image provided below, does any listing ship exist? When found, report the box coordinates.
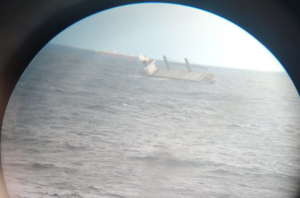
[140,55,216,83]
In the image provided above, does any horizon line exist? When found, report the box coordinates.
[48,42,285,73]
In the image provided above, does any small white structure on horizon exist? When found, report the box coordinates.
[139,54,149,61]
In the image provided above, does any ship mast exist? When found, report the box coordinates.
[184,58,192,72]
[163,55,171,70]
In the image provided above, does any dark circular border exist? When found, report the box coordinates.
[1,0,300,197]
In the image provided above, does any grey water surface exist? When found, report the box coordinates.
[1,44,300,198]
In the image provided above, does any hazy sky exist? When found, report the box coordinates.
[50,3,284,71]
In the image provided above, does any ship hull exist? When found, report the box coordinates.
[141,60,216,84]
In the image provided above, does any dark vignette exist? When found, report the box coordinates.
[1,0,300,197]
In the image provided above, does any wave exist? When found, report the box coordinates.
[151,77,170,81]
[250,124,261,128]
[0,133,14,142]
[121,103,139,109]
[129,152,223,169]
[31,162,55,170]
[251,171,300,182]
[208,168,244,177]
[85,104,108,110]
[202,106,216,112]
[50,182,77,190]
[225,123,245,128]
[63,143,87,151]
[103,194,127,198]
[53,193,83,198]
[24,148,40,154]
[3,162,28,168]
[4,162,60,173]
[206,164,299,184]
[88,185,101,192]
[85,104,118,114]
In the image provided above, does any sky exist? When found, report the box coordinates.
[50,3,284,72]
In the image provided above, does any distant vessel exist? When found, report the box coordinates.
[140,56,216,83]
[95,49,139,60]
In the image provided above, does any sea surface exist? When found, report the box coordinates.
[1,44,300,198]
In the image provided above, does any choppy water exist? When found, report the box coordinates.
[2,44,300,198]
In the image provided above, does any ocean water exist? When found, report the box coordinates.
[1,44,300,198]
